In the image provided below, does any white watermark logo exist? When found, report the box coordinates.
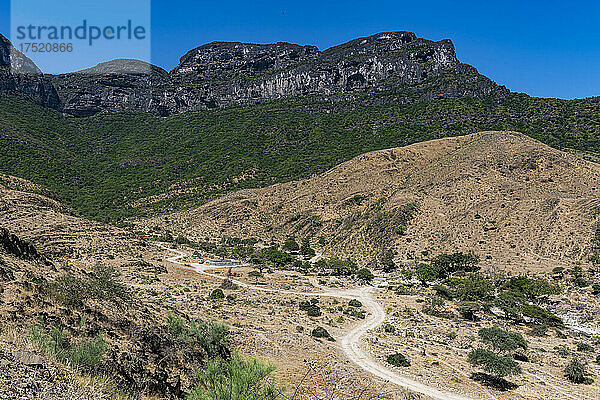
[10,0,151,75]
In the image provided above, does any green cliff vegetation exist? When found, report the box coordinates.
[0,93,598,222]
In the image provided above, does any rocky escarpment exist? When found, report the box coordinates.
[1,31,509,116]
[47,60,171,117]
[0,35,61,109]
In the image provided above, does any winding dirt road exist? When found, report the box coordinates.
[158,244,477,400]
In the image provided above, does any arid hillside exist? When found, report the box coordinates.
[0,175,230,398]
[142,131,600,273]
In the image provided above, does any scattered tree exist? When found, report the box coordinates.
[431,252,480,277]
[468,348,521,379]
[379,249,396,272]
[387,353,410,367]
[468,327,526,385]
[416,263,440,285]
[300,237,315,257]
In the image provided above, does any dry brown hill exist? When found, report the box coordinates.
[142,131,600,273]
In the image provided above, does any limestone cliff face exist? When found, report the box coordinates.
[0,31,509,116]
[0,35,61,109]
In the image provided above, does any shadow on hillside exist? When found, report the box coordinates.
[470,372,518,391]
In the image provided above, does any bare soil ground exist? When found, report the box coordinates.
[139,131,600,274]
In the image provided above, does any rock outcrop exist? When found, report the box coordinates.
[0,227,44,261]
[1,31,509,116]
[0,35,61,109]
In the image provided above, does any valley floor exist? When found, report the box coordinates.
[151,244,600,400]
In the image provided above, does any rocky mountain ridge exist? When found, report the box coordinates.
[0,35,61,109]
[0,31,509,116]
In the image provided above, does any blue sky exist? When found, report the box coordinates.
[1,0,599,99]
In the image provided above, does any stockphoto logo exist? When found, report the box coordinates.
[15,20,147,47]
[10,0,151,75]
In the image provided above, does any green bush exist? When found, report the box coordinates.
[479,327,527,353]
[565,358,594,384]
[576,342,594,352]
[299,301,322,317]
[44,275,88,307]
[432,284,454,300]
[43,263,130,307]
[387,353,410,367]
[493,291,525,322]
[282,237,299,252]
[261,247,292,268]
[458,301,480,321]
[29,322,106,369]
[573,276,589,288]
[300,237,315,257]
[454,274,494,301]
[529,324,548,337]
[68,335,108,368]
[311,326,332,340]
[416,263,440,285]
[522,304,563,327]
[188,352,284,400]
[210,289,225,300]
[87,263,131,302]
[507,276,561,300]
[355,268,374,283]
[431,252,480,276]
[166,313,230,358]
[348,299,362,308]
[468,327,526,381]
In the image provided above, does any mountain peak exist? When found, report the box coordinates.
[0,31,508,116]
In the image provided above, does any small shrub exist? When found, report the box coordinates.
[529,324,548,337]
[384,324,395,333]
[210,289,225,300]
[167,314,190,341]
[43,263,130,307]
[355,268,374,283]
[299,301,322,317]
[573,276,589,288]
[348,299,362,308]
[387,353,410,367]
[458,301,480,321]
[29,322,106,369]
[166,314,230,358]
[188,352,284,400]
[68,335,108,368]
[576,342,594,352]
[522,304,563,327]
[282,237,300,252]
[432,284,454,300]
[555,345,570,358]
[416,263,440,285]
[565,358,594,384]
[479,326,527,353]
[311,326,333,341]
